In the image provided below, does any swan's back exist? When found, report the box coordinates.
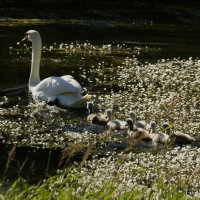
[35,76,83,95]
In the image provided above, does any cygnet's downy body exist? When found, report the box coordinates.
[127,111,149,130]
[126,118,156,148]
[163,122,196,146]
[87,102,112,125]
[150,121,170,144]
[107,115,128,130]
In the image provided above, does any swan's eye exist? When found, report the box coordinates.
[25,33,28,37]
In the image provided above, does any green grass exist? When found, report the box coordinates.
[0,172,189,200]
[1,146,200,200]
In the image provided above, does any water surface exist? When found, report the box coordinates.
[0,2,200,182]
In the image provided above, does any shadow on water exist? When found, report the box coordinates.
[0,85,27,97]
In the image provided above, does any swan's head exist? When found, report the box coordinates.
[21,30,41,43]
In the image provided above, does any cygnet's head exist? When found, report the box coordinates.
[126,118,137,131]
[126,118,133,127]
[162,122,169,129]
[127,111,136,120]
[162,122,171,135]
[105,109,112,120]
[21,30,41,43]
[150,121,156,131]
[87,101,94,113]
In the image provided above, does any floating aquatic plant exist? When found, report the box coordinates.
[1,41,200,199]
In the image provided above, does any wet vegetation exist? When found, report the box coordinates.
[1,1,200,199]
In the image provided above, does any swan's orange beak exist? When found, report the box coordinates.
[20,36,28,43]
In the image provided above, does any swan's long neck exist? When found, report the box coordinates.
[29,36,42,90]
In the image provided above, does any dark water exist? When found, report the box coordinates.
[1,1,200,89]
[1,24,200,90]
[0,1,200,182]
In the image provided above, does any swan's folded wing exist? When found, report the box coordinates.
[70,94,92,108]
[35,76,83,96]
[61,75,74,80]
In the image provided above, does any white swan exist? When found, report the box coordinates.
[21,30,91,108]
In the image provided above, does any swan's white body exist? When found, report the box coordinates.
[24,30,90,108]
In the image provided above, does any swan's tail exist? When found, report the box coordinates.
[70,94,92,108]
